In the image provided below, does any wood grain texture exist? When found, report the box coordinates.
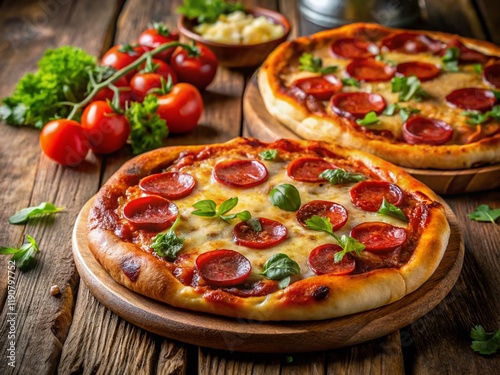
[0,1,121,374]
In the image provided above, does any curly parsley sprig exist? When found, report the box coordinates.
[151,215,185,260]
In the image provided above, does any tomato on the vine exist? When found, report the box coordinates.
[138,58,178,84]
[81,101,130,154]
[101,44,147,80]
[92,76,131,109]
[40,119,89,166]
[129,72,164,102]
[170,44,218,90]
[138,23,179,62]
[156,83,203,134]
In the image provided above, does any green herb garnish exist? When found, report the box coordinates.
[177,0,245,24]
[441,47,460,72]
[269,184,301,211]
[9,202,64,224]
[341,77,361,88]
[305,215,365,263]
[192,197,251,223]
[299,53,338,75]
[377,198,408,222]
[468,204,500,223]
[320,168,365,184]
[472,64,483,74]
[259,149,278,161]
[151,215,184,260]
[0,235,40,271]
[356,111,380,126]
[391,76,429,102]
[470,325,500,355]
[261,253,300,284]
[382,103,420,122]
[462,105,500,125]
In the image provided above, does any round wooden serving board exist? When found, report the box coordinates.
[73,198,463,353]
[243,74,500,195]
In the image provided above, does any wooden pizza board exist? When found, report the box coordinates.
[73,198,463,353]
[243,74,500,195]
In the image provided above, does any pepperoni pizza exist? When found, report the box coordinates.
[87,137,450,321]
[258,23,500,170]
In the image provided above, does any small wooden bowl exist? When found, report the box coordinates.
[178,8,291,68]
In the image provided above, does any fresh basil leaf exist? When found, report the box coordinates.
[269,184,301,211]
[299,53,337,74]
[462,105,500,125]
[356,111,380,126]
[261,253,300,280]
[377,198,408,222]
[245,217,262,232]
[442,61,460,72]
[472,64,483,74]
[217,197,238,216]
[320,168,365,185]
[341,77,361,88]
[468,204,500,223]
[441,47,460,62]
[192,199,217,217]
[9,201,64,224]
[279,275,291,289]
[399,107,420,123]
[259,149,278,161]
[2,235,40,271]
[391,76,428,102]
[382,103,399,116]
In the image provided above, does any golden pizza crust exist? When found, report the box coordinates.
[258,23,500,170]
[87,137,449,321]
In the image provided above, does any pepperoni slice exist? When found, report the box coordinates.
[292,74,343,101]
[139,172,195,200]
[484,63,500,88]
[213,159,268,188]
[350,180,403,212]
[308,244,355,275]
[445,88,496,111]
[396,61,440,82]
[350,222,407,252]
[330,37,378,59]
[233,218,287,249]
[446,38,490,64]
[381,32,444,54]
[296,200,348,231]
[346,59,395,82]
[287,157,336,182]
[331,92,386,119]
[403,116,453,145]
[123,195,178,231]
[195,249,251,287]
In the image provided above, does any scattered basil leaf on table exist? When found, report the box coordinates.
[320,168,365,185]
[470,325,500,355]
[468,204,500,223]
[0,235,40,271]
[377,198,408,222]
[269,184,301,211]
[9,202,64,224]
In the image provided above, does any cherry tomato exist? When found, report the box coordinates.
[101,44,147,80]
[138,58,178,84]
[156,83,203,134]
[138,23,179,62]
[92,76,131,109]
[129,72,163,102]
[40,119,89,166]
[81,101,130,154]
[170,44,218,90]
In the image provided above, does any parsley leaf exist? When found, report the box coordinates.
[320,168,365,184]
[150,215,184,260]
[9,202,64,225]
[305,215,365,262]
[341,77,361,88]
[356,111,380,126]
[441,47,460,72]
[259,149,278,161]
[391,76,429,102]
[468,204,500,223]
[377,198,408,222]
[462,105,500,125]
[269,184,301,211]
[177,0,245,24]
[472,64,483,74]
[126,94,168,155]
[470,325,500,355]
[382,103,420,122]
[0,235,40,271]
[261,253,300,282]
[192,197,252,224]
[299,53,338,74]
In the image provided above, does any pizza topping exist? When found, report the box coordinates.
[440,47,460,72]
[260,253,300,288]
[331,92,387,119]
[381,32,444,54]
[307,244,355,275]
[391,76,429,102]
[320,168,366,185]
[192,197,251,223]
[396,61,440,82]
[296,200,348,231]
[445,88,496,111]
[233,218,288,249]
[195,249,251,287]
[299,52,338,74]
[150,215,185,260]
[403,115,453,145]
[341,77,361,88]
[346,58,395,82]
[287,157,337,182]
[292,75,343,101]
[259,149,278,161]
[356,111,380,126]
[383,103,421,122]
[139,172,196,200]
[213,159,268,188]
[350,180,403,212]
[462,105,500,125]
[350,222,407,252]
[123,195,178,232]
[483,63,500,88]
[446,38,491,64]
[330,37,378,59]
[269,183,301,211]
[377,198,408,222]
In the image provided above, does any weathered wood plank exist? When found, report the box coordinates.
[0,0,122,374]
[473,0,500,44]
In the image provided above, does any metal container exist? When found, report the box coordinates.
[299,0,421,33]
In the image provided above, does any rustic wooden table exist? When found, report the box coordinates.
[0,0,499,374]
